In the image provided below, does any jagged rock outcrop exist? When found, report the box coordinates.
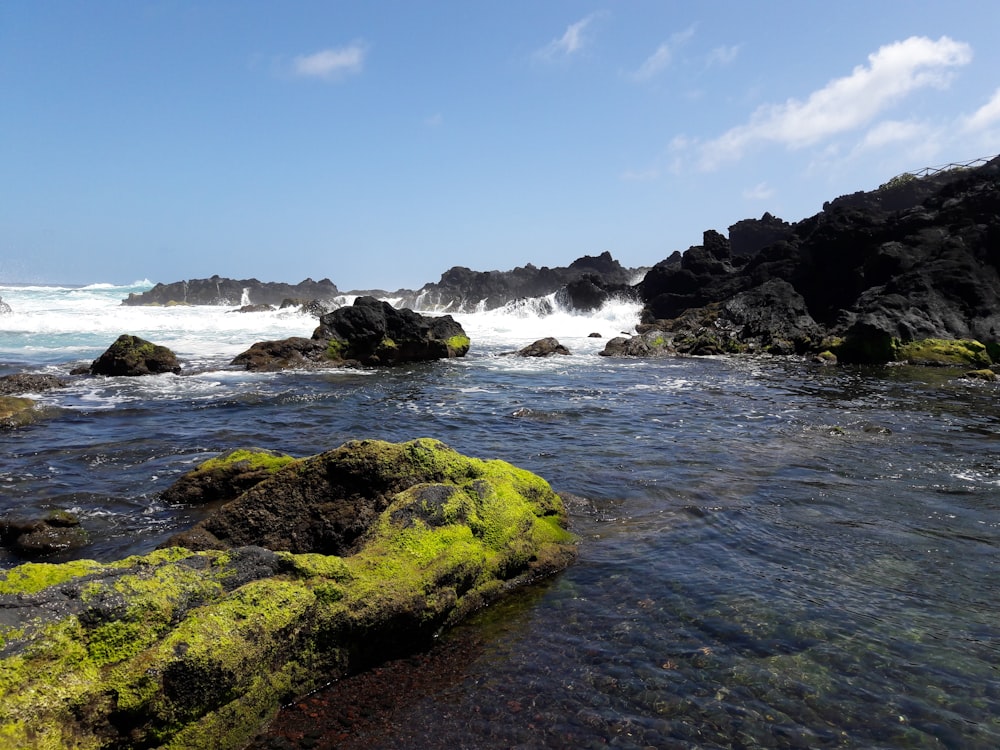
[232,296,470,371]
[0,296,11,314]
[406,251,643,312]
[122,275,340,307]
[0,438,576,750]
[89,334,182,376]
[624,156,1000,364]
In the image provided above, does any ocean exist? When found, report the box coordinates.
[2,281,999,748]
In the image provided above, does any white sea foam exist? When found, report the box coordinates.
[1,282,645,370]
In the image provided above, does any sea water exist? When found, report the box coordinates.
[2,281,999,748]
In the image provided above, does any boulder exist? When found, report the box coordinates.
[0,511,87,557]
[0,296,11,314]
[232,297,471,371]
[160,448,298,506]
[90,334,182,376]
[516,337,570,357]
[0,438,576,749]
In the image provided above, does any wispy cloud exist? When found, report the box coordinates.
[962,87,1000,132]
[535,14,602,61]
[691,35,972,170]
[743,182,774,200]
[707,44,740,67]
[293,41,368,80]
[629,27,695,81]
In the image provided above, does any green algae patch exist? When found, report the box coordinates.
[895,338,992,367]
[196,448,297,475]
[0,438,576,749]
[0,559,103,596]
[446,334,471,356]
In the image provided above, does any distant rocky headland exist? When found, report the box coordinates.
[121,155,1000,367]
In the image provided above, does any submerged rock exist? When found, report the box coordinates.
[0,438,576,749]
[89,334,182,376]
[0,396,39,429]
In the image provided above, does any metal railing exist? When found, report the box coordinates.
[893,155,996,181]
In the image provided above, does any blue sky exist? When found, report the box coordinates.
[3,1,999,290]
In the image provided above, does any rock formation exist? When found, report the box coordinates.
[89,334,182,376]
[614,156,1000,364]
[0,438,576,749]
[122,275,340,307]
[232,296,470,371]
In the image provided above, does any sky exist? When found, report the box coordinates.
[2,1,1000,290]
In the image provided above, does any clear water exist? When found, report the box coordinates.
[2,283,998,748]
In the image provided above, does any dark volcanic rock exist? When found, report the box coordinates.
[232,296,470,371]
[122,275,340,307]
[1,511,87,557]
[0,296,10,314]
[630,156,1000,362]
[160,448,297,506]
[516,337,570,357]
[90,334,182,376]
[407,251,643,312]
[0,373,68,395]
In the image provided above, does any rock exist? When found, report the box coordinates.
[516,337,570,357]
[160,448,298,506]
[90,334,182,376]
[0,438,576,749]
[231,304,275,313]
[122,276,340,307]
[588,332,602,338]
[0,373,68,395]
[0,296,11,314]
[0,396,38,429]
[0,511,88,557]
[631,156,1000,364]
[404,251,645,312]
[963,368,997,381]
[233,297,471,371]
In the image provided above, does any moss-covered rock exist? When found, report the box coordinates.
[895,338,992,367]
[90,334,182,376]
[160,448,298,506]
[0,397,37,430]
[0,439,575,749]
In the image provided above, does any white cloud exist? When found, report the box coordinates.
[629,27,695,81]
[858,119,929,150]
[743,182,774,200]
[707,44,740,67]
[536,14,601,60]
[293,42,367,79]
[695,35,972,170]
[962,87,1000,132]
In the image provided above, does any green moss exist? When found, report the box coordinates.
[325,338,348,360]
[196,448,297,475]
[0,559,103,596]
[445,335,471,354]
[896,338,991,367]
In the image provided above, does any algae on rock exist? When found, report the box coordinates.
[0,439,576,749]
